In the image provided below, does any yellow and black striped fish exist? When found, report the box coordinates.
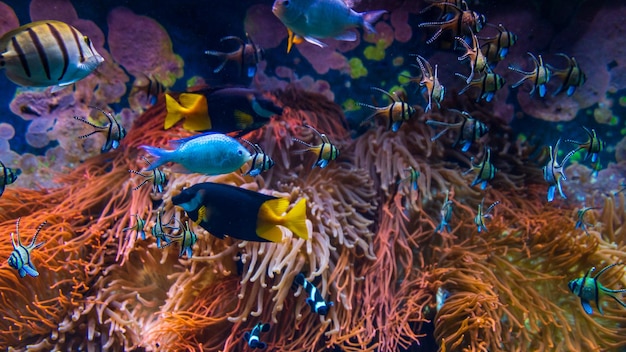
[0,20,104,90]
[292,124,339,169]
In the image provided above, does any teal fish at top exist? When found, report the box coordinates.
[0,20,104,90]
[272,0,386,48]
[140,132,252,175]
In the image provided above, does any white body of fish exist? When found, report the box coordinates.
[141,133,252,175]
[0,20,104,89]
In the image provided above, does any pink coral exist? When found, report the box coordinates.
[297,42,349,75]
[107,7,183,85]
[0,1,19,36]
[245,4,287,49]
[391,10,412,43]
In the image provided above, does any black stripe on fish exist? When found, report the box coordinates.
[27,27,51,80]
[388,102,394,130]
[69,26,85,63]
[317,140,326,166]
[47,23,70,81]
[11,36,31,78]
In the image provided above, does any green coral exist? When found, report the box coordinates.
[364,40,387,61]
[342,98,361,112]
[348,58,368,79]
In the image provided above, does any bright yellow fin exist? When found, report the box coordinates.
[283,198,308,240]
[234,110,254,130]
[177,93,211,131]
[256,198,289,242]
[196,205,207,225]
[164,93,184,129]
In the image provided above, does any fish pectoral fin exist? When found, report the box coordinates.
[334,31,357,42]
[50,84,72,94]
[303,36,327,48]
[234,110,254,129]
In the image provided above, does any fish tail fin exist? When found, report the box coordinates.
[283,198,308,240]
[177,93,211,131]
[204,50,228,73]
[256,198,290,242]
[140,145,172,170]
[164,94,186,129]
[361,10,387,33]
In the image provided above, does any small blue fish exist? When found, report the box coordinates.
[435,191,453,234]
[151,210,172,248]
[568,263,626,315]
[474,198,500,233]
[292,124,339,169]
[542,139,576,202]
[272,0,386,48]
[140,132,252,175]
[0,160,21,197]
[575,207,597,236]
[165,219,198,258]
[8,218,46,278]
[508,52,551,97]
[241,139,275,177]
[464,147,497,190]
[243,323,270,349]
[293,273,333,315]
[129,157,168,193]
[74,106,126,153]
[565,126,606,164]
[123,214,147,240]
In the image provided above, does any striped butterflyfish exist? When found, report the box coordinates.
[172,182,308,243]
[0,20,104,90]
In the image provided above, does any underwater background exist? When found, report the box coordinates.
[1,0,626,351]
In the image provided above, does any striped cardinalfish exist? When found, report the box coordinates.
[464,147,497,190]
[358,87,416,132]
[74,106,126,153]
[292,124,339,169]
[8,218,46,278]
[508,52,551,97]
[129,156,168,193]
[565,126,605,164]
[547,53,586,96]
[241,139,275,176]
[569,263,626,315]
[165,219,198,258]
[0,20,104,90]
[123,214,147,240]
[0,160,21,197]
[205,34,265,78]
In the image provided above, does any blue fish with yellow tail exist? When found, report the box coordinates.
[140,132,251,175]
[272,0,386,49]
[0,160,21,197]
[172,182,308,243]
[0,20,104,90]
[293,273,333,315]
[8,218,46,278]
[244,323,270,349]
[568,263,626,315]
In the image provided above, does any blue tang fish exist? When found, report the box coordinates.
[140,132,251,175]
[272,0,386,48]
[172,182,308,243]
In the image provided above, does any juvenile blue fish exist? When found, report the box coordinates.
[568,263,626,315]
[293,273,333,315]
[272,0,386,48]
[243,322,270,349]
[140,132,252,175]
[8,218,46,278]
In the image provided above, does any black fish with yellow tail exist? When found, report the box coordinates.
[164,87,283,134]
[172,182,308,243]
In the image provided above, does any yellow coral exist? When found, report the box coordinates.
[348,57,368,79]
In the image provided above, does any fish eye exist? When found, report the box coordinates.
[238,150,243,155]
[283,0,290,6]
[83,36,91,46]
